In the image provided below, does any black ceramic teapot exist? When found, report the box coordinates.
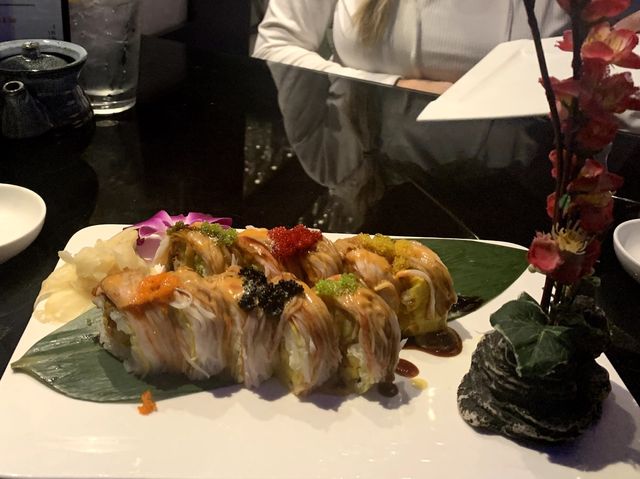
[0,39,93,139]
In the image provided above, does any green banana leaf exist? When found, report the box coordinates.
[418,239,528,304]
[11,239,528,403]
[11,308,234,403]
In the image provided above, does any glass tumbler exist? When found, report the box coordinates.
[69,0,141,115]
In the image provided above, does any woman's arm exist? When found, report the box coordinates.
[615,11,640,32]
[253,0,400,85]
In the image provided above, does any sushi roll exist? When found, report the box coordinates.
[334,236,400,312]
[315,274,401,394]
[271,272,341,396]
[232,228,285,280]
[94,269,229,380]
[154,221,237,276]
[392,239,457,335]
[269,226,343,286]
[335,234,457,337]
[94,266,283,388]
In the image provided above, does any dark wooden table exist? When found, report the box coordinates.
[1,35,639,405]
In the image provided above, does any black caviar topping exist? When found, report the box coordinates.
[238,267,303,317]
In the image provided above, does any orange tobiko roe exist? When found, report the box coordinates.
[138,390,157,415]
[131,273,180,306]
[268,225,322,258]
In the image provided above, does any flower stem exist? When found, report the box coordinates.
[541,276,555,314]
[523,0,565,224]
[522,0,564,144]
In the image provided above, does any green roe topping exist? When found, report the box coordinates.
[315,273,359,297]
[198,222,237,246]
[167,221,187,234]
[168,221,237,246]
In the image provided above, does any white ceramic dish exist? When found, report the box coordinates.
[417,37,640,123]
[0,183,46,263]
[613,218,640,283]
[0,225,638,479]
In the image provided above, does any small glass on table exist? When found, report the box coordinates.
[69,0,141,115]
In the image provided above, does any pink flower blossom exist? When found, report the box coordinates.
[129,210,233,260]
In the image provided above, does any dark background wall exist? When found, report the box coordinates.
[165,0,252,56]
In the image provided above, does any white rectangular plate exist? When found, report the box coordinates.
[0,225,638,479]
[417,37,640,123]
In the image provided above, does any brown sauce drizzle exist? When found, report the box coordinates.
[406,326,462,357]
[377,382,399,397]
[448,294,483,319]
[395,358,419,378]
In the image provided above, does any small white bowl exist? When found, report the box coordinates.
[613,218,640,284]
[0,184,46,264]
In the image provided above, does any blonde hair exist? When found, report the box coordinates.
[353,0,395,46]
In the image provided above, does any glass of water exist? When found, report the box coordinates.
[69,0,141,115]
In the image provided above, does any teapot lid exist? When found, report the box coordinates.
[0,42,69,72]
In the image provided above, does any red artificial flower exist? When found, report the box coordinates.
[557,0,630,22]
[547,192,557,219]
[582,69,640,115]
[575,114,620,151]
[581,238,601,277]
[583,0,630,23]
[553,251,585,284]
[528,229,598,284]
[569,159,624,193]
[528,233,563,273]
[549,150,578,179]
[580,22,640,68]
[548,76,580,119]
[556,30,573,52]
[576,197,615,232]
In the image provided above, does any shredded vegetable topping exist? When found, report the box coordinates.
[268,225,322,259]
[315,273,359,297]
[138,390,158,415]
[238,267,303,316]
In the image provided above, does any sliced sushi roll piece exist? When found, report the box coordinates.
[154,221,237,276]
[271,272,341,396]
[234,225,342,286]
[94,266,284,388]
[392,239,457,335]
[315,274,401,394]
[270,226,343,286]
[334,236,400,312]
[205,266,281,388]
[232,228,285,280]
[335,234,457,337]
[94,269,229,380]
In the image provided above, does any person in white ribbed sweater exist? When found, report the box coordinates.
[252,0,570,94]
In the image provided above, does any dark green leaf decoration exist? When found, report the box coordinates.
[490,293,575,377]
[11,309,234,403]
[417,238,529,311]
[12,239,529,403]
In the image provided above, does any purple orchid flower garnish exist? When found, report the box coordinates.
[129,210,233,260]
